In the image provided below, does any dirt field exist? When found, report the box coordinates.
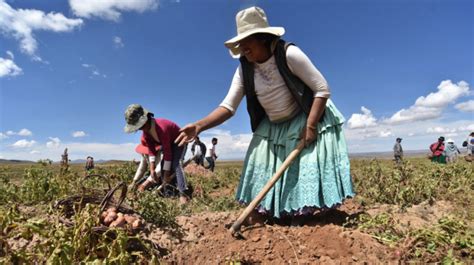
[0,159,472,263]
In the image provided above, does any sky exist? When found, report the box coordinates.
[0,0,473,161]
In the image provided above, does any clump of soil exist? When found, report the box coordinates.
[184,163,213,178]
[366,200,453,232]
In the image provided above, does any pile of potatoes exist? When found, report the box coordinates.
[100,207,143,230]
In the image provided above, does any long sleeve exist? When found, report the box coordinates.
[286,45,331,98]
[219,67,245,114]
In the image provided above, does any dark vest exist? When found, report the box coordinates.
[240,39,316,132]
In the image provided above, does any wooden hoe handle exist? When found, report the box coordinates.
[229,140,305,236]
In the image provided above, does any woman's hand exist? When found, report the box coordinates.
[175,123,201,146]
[300,126,317,147]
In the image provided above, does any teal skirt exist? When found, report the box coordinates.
[235,99,355,218]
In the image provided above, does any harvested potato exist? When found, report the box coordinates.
[123,215,136,224]
[106,207,117,213]
[100,211,108,221]
[103,211,117,225]
[132,219,142,229]
[109,215,126,228]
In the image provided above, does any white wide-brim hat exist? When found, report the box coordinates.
[224,6,285,58]
[124,104,150,133]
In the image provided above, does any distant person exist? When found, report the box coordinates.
[464,132,474,156]
[61,148,69,166]
[175,6,354,221]
[191,136,207,166]
[205,138,218,172]
[85,156,95,171]
[430,136,446,164]
[444,139,460,163]
[124,104,189,204]
[393,137,403,163]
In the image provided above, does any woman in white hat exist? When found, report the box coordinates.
[444,139,460,163]
[124,104,189,204]
[176,7,354,221]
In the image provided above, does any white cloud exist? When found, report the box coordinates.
[198,129,252,159]
[6,50,13,59]
[72,131,87,137]
[0,56,23,77]
[385,80,470,124]
[426,124,474,138]
[379,130,392,138]
[455,100,474,112]
[458,124,474,132]
[30,150,40,154]
[46,137,61,148]
[0,132,8,140]
[113,36,124,48]
[415,80,469,108]
[347,106,377,129]
[69,0,159,21]
[81,63,106,78]
[386,106,442,124]
[11,139,36,148]
[0,0,83,59]
[18,128,32,136]
[3,128,33,136]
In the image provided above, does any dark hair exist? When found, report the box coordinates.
[212,137,218,142]
[251,33,278,53]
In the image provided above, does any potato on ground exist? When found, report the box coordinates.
[109,215,126,228]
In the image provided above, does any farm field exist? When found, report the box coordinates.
[0,158,472,264]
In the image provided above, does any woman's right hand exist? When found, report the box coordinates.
[175,123,200,146]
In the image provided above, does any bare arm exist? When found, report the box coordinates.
[175,106,233,146]
[301,97,327,147]
[307,97,327,129]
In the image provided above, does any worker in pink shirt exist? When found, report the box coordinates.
[124,104,189,204]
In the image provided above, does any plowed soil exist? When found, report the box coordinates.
[142,199,426,264]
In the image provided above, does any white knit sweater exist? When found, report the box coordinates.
[220,45,330,122]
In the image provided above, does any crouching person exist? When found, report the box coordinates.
[124,104,189,204]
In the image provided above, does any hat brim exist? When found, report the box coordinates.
[224,27,285,58]
[124,113,149,133]
[135,144,161,155]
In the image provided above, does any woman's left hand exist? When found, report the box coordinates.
[300,126,317,147]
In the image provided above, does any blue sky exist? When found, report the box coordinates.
[1,0,473,161]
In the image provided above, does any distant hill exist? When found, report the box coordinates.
[0,159,35,164]
[349,150,428,159]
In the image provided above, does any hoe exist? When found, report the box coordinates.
[228,140,305,239]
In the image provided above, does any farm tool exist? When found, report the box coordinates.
[228,140,305,239]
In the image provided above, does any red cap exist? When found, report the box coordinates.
[135,144,161,155]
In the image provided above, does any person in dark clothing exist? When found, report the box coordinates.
[85,156,95,171]
[393,138,403,164]
[191,136,207,166]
